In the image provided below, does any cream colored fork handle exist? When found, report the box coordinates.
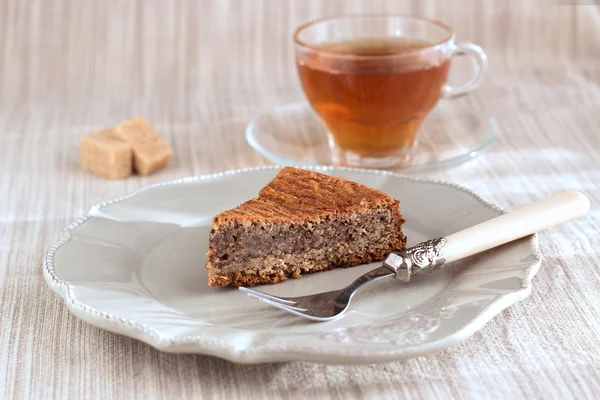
[443,190,590,263]
[383,191,590,282]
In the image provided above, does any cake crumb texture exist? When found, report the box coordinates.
[206,247,391,287]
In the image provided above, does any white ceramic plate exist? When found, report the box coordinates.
[44,166,540,364]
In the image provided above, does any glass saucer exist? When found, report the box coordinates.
[246,101,497,172]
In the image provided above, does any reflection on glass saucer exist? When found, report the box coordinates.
[246,101,497,172]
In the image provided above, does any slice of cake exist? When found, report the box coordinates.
[206,167,406,287]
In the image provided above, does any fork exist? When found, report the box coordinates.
[239,191,590,321]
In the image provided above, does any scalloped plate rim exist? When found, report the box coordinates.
[43,165,541,364]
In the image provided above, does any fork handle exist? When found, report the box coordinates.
[383,191,590,282]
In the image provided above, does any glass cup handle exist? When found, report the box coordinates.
[442,42,488,99]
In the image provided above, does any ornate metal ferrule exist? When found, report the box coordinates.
[383,238,447,282]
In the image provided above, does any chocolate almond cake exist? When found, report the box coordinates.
[205,167,406,287]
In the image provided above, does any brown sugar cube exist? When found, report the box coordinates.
[113,117,173,176]
[81,129,133,179]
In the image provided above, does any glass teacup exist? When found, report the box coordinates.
[294,15,487,168]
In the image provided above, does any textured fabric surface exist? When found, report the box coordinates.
[1,1,599,399]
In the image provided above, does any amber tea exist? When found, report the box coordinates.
[297,38,451,157]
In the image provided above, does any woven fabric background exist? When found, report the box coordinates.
[1,1,599,398]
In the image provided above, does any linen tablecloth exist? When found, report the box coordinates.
[1,1,599,398]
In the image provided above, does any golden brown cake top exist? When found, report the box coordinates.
[213,167,398,226]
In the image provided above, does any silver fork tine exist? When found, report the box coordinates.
[245,293,309,312]
[251,296,333,322]
[238,286,297,305]
[239,266,395,321]
[261,301,309,317]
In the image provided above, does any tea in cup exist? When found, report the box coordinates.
[294,15,487,168]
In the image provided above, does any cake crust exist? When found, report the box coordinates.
[213,167,395,227]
